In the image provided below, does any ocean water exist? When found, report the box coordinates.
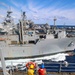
[50,25,75,28]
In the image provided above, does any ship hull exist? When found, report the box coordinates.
[0,37,75,59]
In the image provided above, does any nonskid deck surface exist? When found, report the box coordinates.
[0,71,75,75]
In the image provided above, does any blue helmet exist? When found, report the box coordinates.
[41,64,44,68]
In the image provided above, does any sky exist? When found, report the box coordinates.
[0,0,75,25]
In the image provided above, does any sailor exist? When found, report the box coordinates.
[38,63,46,75]
[27,64,35,75]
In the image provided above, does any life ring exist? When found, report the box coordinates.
[26,62,36,69]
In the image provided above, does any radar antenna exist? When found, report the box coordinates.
[5,7,12,23]
[21,11,27,21]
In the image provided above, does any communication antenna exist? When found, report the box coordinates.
[63,22,66,30]
[54,16,57,27]
[21,10,27,21]
[7,6,12,17]
[53,16,57,30]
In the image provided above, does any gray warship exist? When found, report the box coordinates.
[0,9,75,59]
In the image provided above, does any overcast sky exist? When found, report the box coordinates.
[0,0,75,25]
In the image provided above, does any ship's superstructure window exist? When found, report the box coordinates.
[28,32,33,36]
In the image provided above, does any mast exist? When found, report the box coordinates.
[3,7,15,35]
[53,16,57,30]
[5,7,12,23]
[19,11,27,44]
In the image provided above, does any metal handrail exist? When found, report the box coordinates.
[44,62,75,72]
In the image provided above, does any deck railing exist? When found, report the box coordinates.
[39,62,75,72]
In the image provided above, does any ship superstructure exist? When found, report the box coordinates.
[0,10,39,45]
[0,10,75,59]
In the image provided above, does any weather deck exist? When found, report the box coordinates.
[0,71,75,75]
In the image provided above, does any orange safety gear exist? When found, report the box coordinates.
[26,62,36,69]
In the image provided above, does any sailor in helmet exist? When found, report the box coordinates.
[38,63,46,75]
[27,64,35,75]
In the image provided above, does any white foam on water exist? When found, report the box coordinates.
[0,53,69,67]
